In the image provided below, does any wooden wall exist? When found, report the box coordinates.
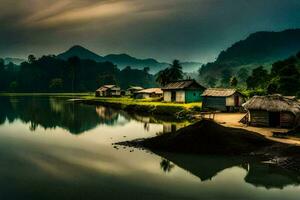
[202,97,227,111]
[250,110,295,127]
[249,110,269,127]
[280,112,295,127]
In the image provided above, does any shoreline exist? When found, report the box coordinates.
[77,97,201,118]
[117,119,300,173]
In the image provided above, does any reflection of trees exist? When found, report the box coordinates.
[160,159,175,173]
[156,152,300,189]
[0,96,121,134]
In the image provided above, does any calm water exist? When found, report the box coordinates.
[0,96,300,200]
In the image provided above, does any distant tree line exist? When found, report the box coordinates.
[199,51,300,97]
[0,55,156,92]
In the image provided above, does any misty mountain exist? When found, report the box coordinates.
[4,57,26,65]
[200,29,300,77]
[57,45,104,62]
[57,45,201,73]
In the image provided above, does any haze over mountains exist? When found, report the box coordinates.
[2,29,299,77]
[57,45,201,73]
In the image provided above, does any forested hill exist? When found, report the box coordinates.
[57,45,201,73]
[0,56,157,92]
[200,29,300,77]
[57,45,167,73]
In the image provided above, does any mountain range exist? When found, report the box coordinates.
[57,45,201,73]
[200,29,300,77]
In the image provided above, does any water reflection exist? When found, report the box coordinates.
[1,96,300,199]
[157,152,300,189]
[0,96,185,135]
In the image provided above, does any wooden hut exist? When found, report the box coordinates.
[133,88,163,99]
[162,79,206,103]
[95,85,121,97]
[243,94,300,128]
[126,86,144,96]
[202,88,245,112]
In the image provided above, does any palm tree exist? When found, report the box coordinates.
[156,68,170,86]
[168,59,183,82]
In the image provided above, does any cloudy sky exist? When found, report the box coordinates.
[0,0,299,62]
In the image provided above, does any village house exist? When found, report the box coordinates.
[202,88,245,112]
[162,79,206,103]
[243,94,300,128]
[133,88,163,99]
[95,85,121,97]
[126,86,144,96]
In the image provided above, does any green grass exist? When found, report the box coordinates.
[82,96,202,116]
[83,96,201,108]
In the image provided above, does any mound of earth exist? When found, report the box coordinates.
[118,119,275,155]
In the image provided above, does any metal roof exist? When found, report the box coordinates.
[202,88,238,97]
[162,80,205,90]
[135,88,163,94]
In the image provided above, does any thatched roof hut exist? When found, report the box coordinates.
[243,94,300,127]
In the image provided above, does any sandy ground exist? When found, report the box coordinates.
[201,113,300,146]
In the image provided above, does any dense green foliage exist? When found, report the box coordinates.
[0,55,156,92]
[244,52,300,97]
[199,29,300,85]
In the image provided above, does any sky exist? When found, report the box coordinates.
[0,0,300,62]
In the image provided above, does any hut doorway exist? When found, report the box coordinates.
[269,112,280,127]
[171,91,176,102]
[234,95,239,106]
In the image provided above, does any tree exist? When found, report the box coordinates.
[168,59,183,82]
[205,75,217,87]
[246,66,269,89]
[237,68,249,83]
[143,67,150,74]
[156,68,170,86]
[297,51,300,59]
[220,69,232,87]
[9,81,18,92]
[277,64,300,95]
[267,82,279,94]
[28,55,36,64]
[49,78,63,91]
[230,76,238,87]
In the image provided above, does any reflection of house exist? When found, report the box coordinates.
[162,80,205,103]
[133,88,163,99]
[126,86,144,96]
[163,123,186,133]
[95,106,119,121]
[243,94,300,128]
[202,88,245,112]
[95,85,121,97]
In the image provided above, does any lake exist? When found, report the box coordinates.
[0,96,300,200]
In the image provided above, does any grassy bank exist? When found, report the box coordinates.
[81,96,202,117]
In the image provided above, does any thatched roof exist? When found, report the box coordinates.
[162,79,205,90]
[243,94,300,115]
[135,88,163,94]
[202,88,239,97]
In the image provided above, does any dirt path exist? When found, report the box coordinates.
[202,113,300,146]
